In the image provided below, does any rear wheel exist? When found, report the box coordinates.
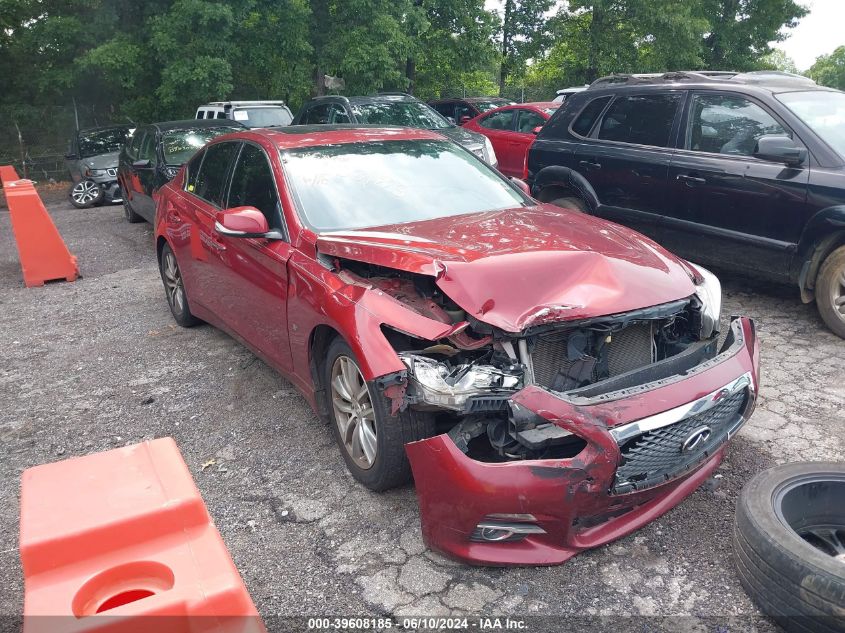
[548,195,587,212]
[816,245,845,338]
[123,196,143,223]
[158,243,199,327]
[69,180,103,208]
[324,338,434,491]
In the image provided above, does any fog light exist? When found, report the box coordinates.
[470,519,546,543]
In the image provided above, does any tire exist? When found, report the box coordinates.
[323,337,435,492]
[548,196,587,212]
[69,180,104,208]
[815,245,845,339]
[733,462,845,633]
[123,196,143,223]
[158,243,200,327]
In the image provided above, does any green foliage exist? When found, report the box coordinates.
[809,46,845,91]
[760,49,799,74]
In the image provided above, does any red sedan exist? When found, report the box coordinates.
[154,125,759,566]
[463,102,559,178]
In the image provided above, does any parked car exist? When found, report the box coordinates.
[292,93,498,166]
[552,85,588,103]
[118,119,242,224]
[195,101,293,128]
[153,124,759,566]
[428,97,516,125]
[463,102,559,178]
[527,70,845,338]
[65,125,133,208]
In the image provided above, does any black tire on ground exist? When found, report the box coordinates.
[733,462,845,633]
[68,180,104,209]
[548,196,587,212]
[815,245,845,339]
[323,337,435,492]
[123,196,143,223]
[158,243,200,328]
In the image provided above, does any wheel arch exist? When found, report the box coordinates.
[531,166,600,212]
[156,236,168,263]
[794,205,845,302]
[308,324,344,423]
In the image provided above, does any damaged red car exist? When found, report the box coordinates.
[154,125,760,566]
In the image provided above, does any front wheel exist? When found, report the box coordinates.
[324,338,434,491]
[158,243,200,327]
[69,180,104,208]
[815,245,845,338]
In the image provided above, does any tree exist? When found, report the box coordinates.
[760,49,799,74]
[701,0,807,70]
[808,46,845,91]
[497,0,553,95]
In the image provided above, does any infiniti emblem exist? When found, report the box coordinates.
[681,426,712,453]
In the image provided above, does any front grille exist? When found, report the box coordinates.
[612,389,747,494]
[531,323,654,389]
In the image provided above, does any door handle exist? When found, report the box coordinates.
[579,160,602,170]
[676,174,706,185]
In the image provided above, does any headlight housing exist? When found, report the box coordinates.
[482,137,498,167]
[690,263,722,339]
[85,168,106,177]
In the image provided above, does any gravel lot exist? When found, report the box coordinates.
[1,199,843,630]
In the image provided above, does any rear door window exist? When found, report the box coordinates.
[596,93,682,147]
[571,96,612,137]
[193,141,240,207]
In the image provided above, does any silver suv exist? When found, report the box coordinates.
[65,125,133,208]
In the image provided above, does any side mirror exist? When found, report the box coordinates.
[459,115,471,125]
[132,159,151,169]
[532,126,543,135]
[215,207,271,238]
[753,135,807,167]
[510,177,531,196]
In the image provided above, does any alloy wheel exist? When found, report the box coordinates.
[775,475,845,564]
[161,250,185,315]
[330,355,377,470]
[71,180,100,206]
[830,264,845,324]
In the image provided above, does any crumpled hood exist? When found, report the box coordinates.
[437,125,486,151]
[82,152,119,170]
[316,206,698,332]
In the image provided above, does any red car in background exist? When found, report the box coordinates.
[154,125,759,566]
[463,102,559,178]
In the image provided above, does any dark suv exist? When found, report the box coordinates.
[527,71,845,338]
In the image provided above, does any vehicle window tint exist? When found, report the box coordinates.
[126,130,144,159]
[216,112,227,119]
[193,142,240,206]
[305,104,331,124]
[479,110,515,131]
[433,103,454,119]
[571,96,611,137]
[597,94,681,147]
[138,132,157,162]
[688,94,787,156]
[517,110,545,133]
[227,144,282,230]
[329,105,350,124]
[185,149,206,193]
[455,103,474,122]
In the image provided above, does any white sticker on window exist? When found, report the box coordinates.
[233,110,249,121]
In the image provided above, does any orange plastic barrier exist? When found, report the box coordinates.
[20,437,264,633]
[0,165,79,287]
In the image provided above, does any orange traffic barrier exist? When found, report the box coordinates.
[20,437,264,633]
[0,165,79,287]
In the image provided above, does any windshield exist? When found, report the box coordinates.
[472,100,515,113]
[351,101,452,129]
[233,107,292,128]
[777,91,845,158]
[162,126,241,165]
[282,139,527,232]
[78,128,131,157]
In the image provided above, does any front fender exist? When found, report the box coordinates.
[794,205,845,296]
[532,166,600,212]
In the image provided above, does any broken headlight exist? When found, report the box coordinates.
[691,263,722,339]
[400,354,521,411]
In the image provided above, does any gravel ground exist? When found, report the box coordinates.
[1,200,843,630]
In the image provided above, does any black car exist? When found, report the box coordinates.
[527,71,845,338]
[428,97,515,125]
[118,119,242,223]
[292,93,498,167]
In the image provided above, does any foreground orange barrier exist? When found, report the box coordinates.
[0,165,79,287]
[20,438,264,633]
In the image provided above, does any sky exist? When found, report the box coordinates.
[776,0,845,71]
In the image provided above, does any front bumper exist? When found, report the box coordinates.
[405,316,760,566]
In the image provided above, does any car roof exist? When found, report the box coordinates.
[307,93,421,106]
[145,119,246,133]
[464,97,511,103]
[78,124,133,135]
[586,70,830,95]
[220,124,448,150]
[511,101,559,108]
[201,101,288,107]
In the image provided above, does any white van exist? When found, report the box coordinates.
[195,101,293,128]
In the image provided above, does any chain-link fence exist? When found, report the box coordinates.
[0,104,130,182]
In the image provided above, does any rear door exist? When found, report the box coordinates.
[664,91,810,276]
[476,108,519,174]
[132,130,159,221]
